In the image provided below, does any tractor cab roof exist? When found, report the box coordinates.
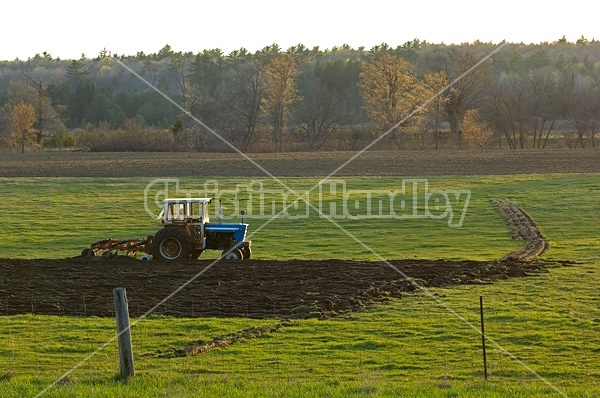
[163,198,212,204]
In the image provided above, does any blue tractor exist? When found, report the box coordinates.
[151,198,251,261]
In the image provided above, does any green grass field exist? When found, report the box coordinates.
[1,174,599,397]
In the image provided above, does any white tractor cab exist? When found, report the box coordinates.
[153,198,251,261]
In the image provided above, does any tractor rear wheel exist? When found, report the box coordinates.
[153,227,193,261]
[222,248,243,260]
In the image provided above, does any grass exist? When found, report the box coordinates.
[0,173,599,397]
[0,175,529,260]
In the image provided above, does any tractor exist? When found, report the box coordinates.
[82,198,252,261]
[153,198,251,261]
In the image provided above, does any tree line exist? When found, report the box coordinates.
[1,37,599,153]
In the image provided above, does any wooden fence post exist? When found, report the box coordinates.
[113,287,135,379]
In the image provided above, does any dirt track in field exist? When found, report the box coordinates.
[0,149,598,177]
[0,257,554,319]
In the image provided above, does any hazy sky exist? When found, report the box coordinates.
[2,0,597,60]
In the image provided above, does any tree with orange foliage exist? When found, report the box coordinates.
[359,51,425,148]
[11,102,36,153]
[461,109,493,149]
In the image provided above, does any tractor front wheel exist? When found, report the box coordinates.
[222,248,243,260]
[241,246,252,259]
[153,227,193,261]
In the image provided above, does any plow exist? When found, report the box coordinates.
[82,237,153,259]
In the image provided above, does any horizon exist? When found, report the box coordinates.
[2,37,597,62]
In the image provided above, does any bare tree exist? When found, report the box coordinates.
[443,50,491,147]
[263,55,298,151]
[224,59,266,151]
[488,72,532,149]
[527,70,561,148]
[420,71,448,149]
[565,73,600,148]
[168,52,191,110]
[294,77,348,150]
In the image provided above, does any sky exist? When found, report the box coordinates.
[1,0,598,60]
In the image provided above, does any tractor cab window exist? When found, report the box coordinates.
[167,202,186,221]
[162,200,210,223]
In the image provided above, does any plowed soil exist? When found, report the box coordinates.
[0,257,550,319]
[0,149,598,177]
